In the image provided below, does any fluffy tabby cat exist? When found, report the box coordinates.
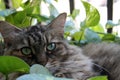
[0,13,120,80]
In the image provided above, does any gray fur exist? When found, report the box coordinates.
[0,13,120,80]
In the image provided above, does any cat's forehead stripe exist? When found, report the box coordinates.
[26,31,44,46]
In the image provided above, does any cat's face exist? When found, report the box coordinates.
[0,13,67,65]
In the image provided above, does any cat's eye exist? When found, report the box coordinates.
[47,42,56,51]
[21,47,32,55]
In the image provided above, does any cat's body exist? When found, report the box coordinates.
[0,13,120,80]
[46,42,120,80]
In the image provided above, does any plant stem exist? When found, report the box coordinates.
[78,30,84,43]
[5,74,8,80]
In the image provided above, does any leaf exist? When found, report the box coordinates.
[0,0,6,10]
[81,1,100,27]
[102,34,116,41]
[84,28,101,43]
[48,4,59,18]
[0,9,16,17]
[105,20,119,29]
[72,31,84,41]
[29,14,49,22]
[90,24,105,38]
[71,9,80,20]
[11,0,22,9]
[17,74,73,80]
[87,76,108,80]
[5,11,31,28]
[30,64,52,76]
[0,56,30,75]
[64,20,76,33]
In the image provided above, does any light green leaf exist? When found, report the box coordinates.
[72,31,84,41]
[90,24,104,33]
[0,0,5,10]
[30,64,52,76]
[71,9,80,20]
[87,76,108,80]
[11,0,22,9]
[84,28,101,43]
[82,1,100,27]
[0,56,30,75]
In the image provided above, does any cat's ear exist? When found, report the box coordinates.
[47,13,67,34]
[0,21,22,44]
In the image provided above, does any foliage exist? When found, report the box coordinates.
[0,56,30,80]
[87,76,108,80]
[0,0,119,80]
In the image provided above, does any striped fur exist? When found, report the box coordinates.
[1,13,120,80]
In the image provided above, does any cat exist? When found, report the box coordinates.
[0,13,120,80]
[40,13,120,80]
[0,21,48,79]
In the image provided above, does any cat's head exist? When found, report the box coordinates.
[42,13,68,60]
[0,13,67,65]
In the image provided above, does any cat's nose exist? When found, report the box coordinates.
[36,53,48,66]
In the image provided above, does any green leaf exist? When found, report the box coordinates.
[0,0,5,10]
[72,31,84,41]
[87,76,108,80]
[5,11,31,28]
[29,14,49,22]
[30,64,52,76]
[71,9,80,20]
[0,9,16,17]
[84,28,101,43]
[102,34,116,41]
[90,24,105,38]
[11,0,22,9]
[0,56,30,75]
[82,1,100,27]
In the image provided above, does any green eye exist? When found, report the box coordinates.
[47,42,56,51]
[21,47,32,55]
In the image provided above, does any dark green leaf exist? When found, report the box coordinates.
[82,1,100,27]
[102,34,116,41]
[0,56,30,75]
